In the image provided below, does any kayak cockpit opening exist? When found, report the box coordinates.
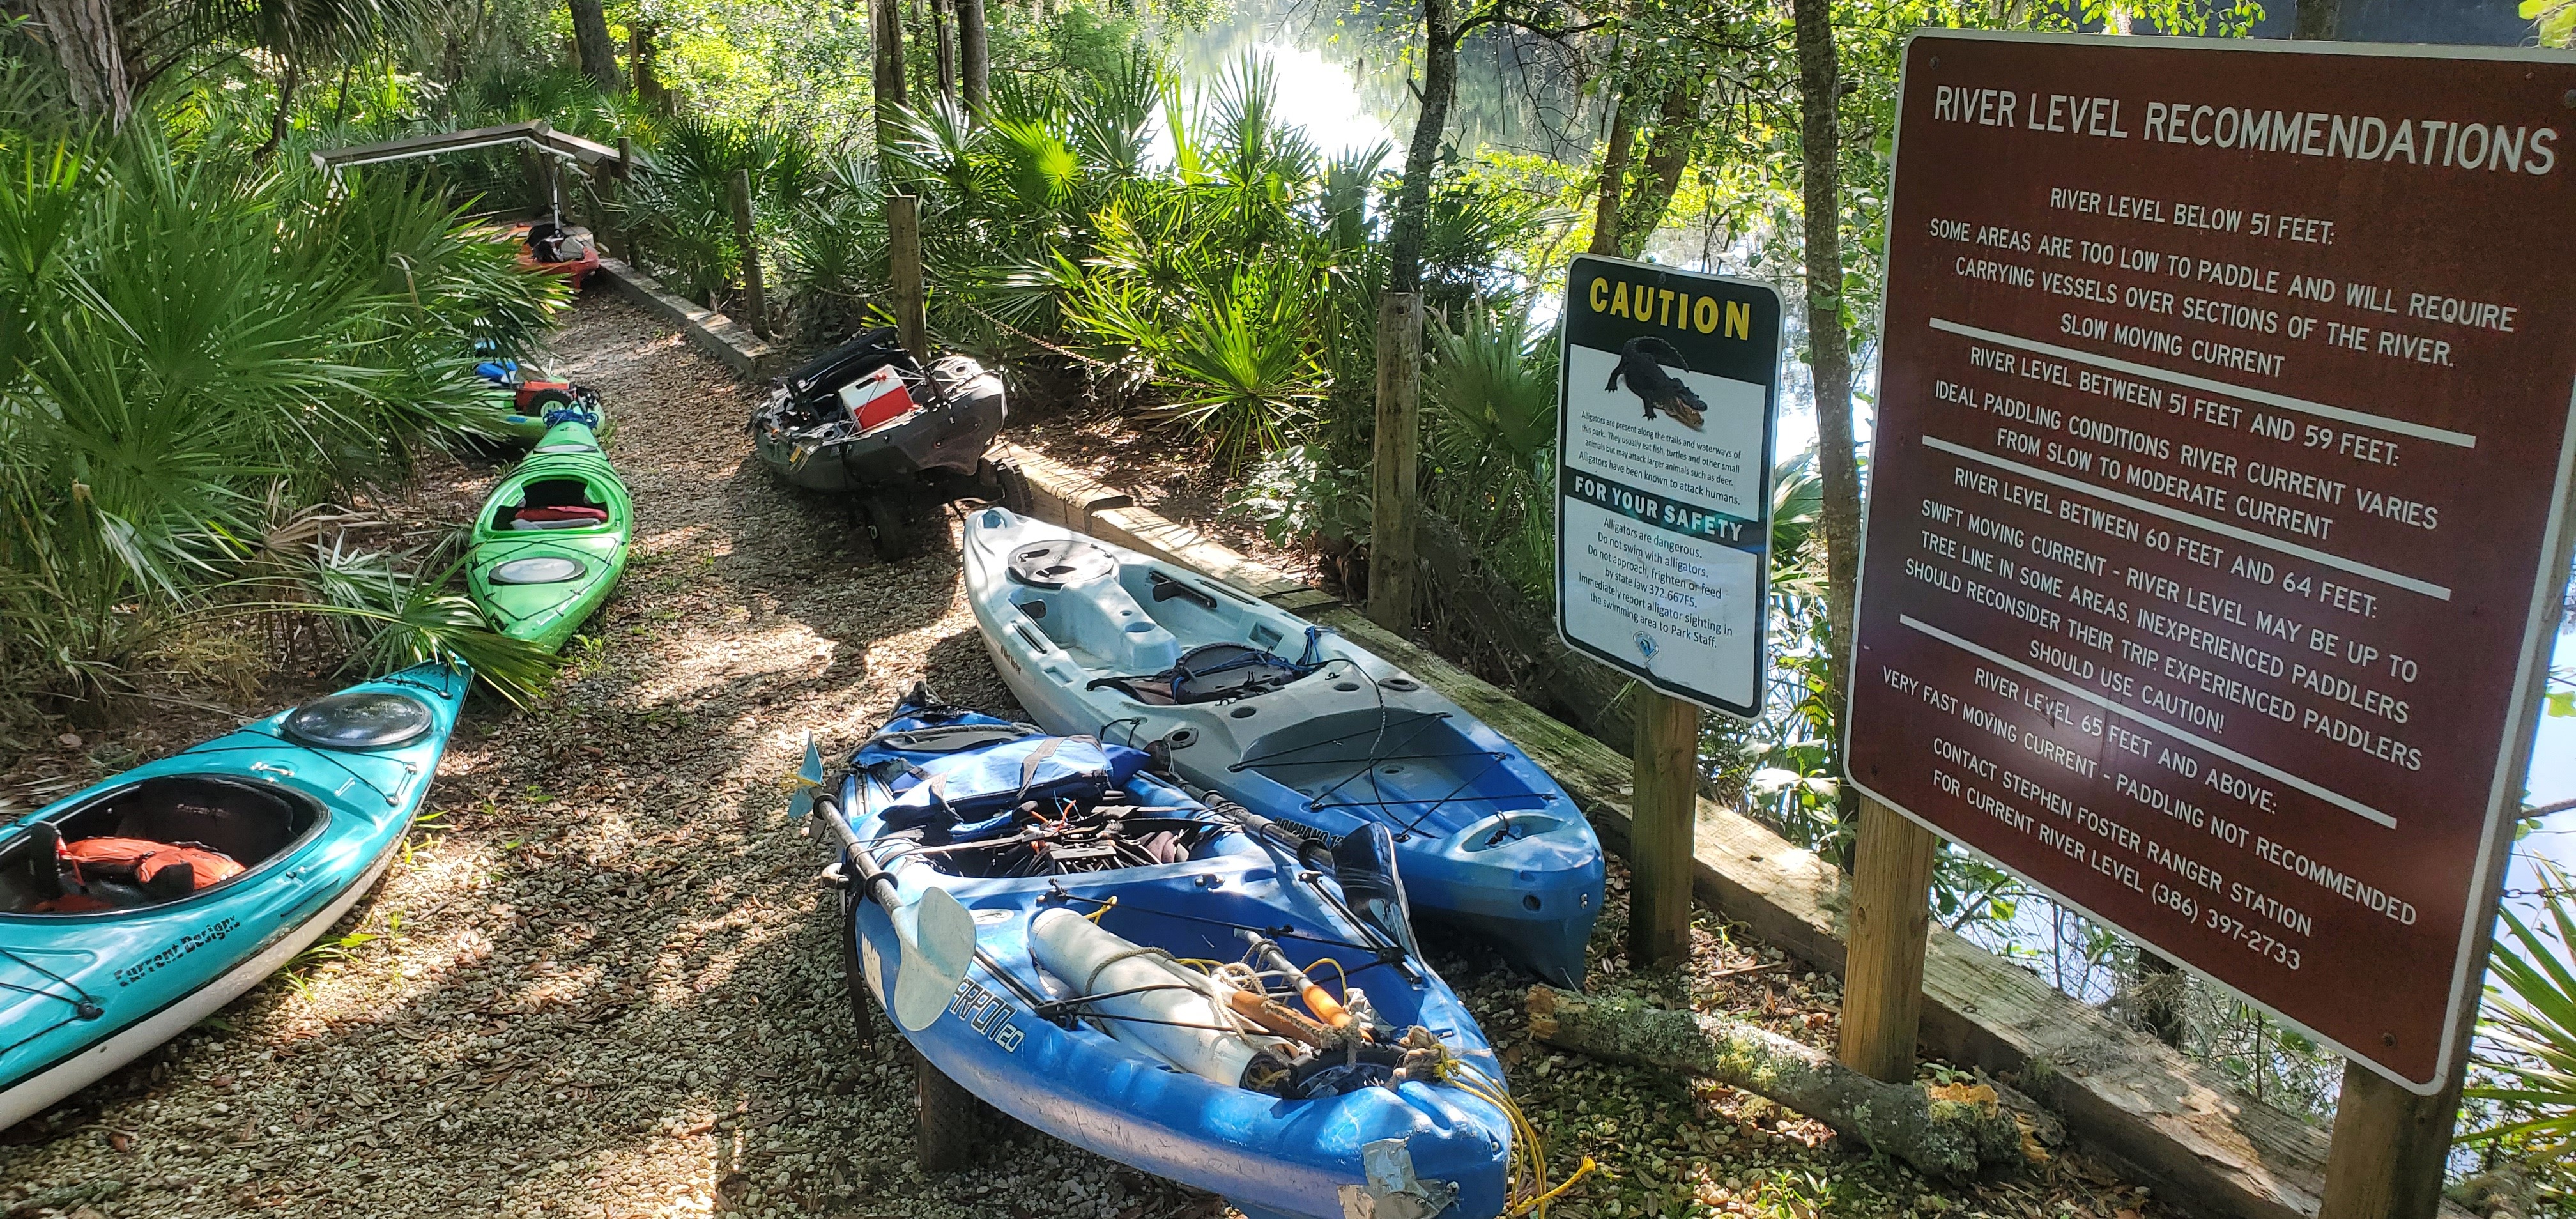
[0,776,324,915]
[499,477,613,532]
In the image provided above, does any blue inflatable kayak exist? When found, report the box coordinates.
[816,691,1522,1219]
[0,663,468,1128]
[959,507,1605,986]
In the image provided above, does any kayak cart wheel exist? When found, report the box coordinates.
[855,493,912,563]
[838,884,880,1050]
[993,462,1033,514]
[911,1043,981,1171]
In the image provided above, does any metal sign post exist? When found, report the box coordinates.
[1846,29,2576,1210]
[1556,255,1784,962]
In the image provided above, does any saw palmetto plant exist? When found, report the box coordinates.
[2464,856,2576,1195]
[0,124,563,717]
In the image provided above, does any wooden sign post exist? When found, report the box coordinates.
[1845,31,2576,1212]
[1838,796,1939,1081]
[1552,256,1784,964]
[1368,292,1422,633]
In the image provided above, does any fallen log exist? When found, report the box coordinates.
[1525,986,2030,1183]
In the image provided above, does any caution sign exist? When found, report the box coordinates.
[1555,255,1782,719]
[1848,30,2576,1092]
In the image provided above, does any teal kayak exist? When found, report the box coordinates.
[0,663,468,1127]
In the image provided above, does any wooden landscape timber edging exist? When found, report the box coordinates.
[594,257,781,381]
[647,307,2464,1219]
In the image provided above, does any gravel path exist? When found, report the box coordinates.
[0,294,2172,1219]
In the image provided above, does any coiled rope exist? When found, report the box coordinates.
[1423,1042,1595,1217]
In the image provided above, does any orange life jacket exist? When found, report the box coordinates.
[59,836,245,891]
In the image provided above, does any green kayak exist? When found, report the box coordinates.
[464,420,633,653]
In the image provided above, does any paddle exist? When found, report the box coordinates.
[795,733,977,1034]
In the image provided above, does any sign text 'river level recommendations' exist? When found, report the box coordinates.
[1846,30,2576,1092]
[1556,255,1783,719]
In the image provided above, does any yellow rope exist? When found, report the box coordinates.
[1300,956,1350,999]
[1429,1055,1592,1217]
[1084,896,1118,923]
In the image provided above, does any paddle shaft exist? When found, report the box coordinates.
[1194,790,1332,870]
[812,792,905,912]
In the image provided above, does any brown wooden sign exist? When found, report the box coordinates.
[1847,30,2576,1092]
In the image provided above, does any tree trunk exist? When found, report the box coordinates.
[1613,77,1704,259]
[871,0,909,177]
[931,0,956,107]
[568,0,620,92]
[2295,0,2339,40]
[1588,88,1636,257]
[31,0,129,128]
[253,60,300,165]
[1793,0,1862,765]
[1527,986,2032,1184]
[1381,0,1456,295]
[2133,951,2185,1047]
[958,0,988,111]
[631,22,668,109]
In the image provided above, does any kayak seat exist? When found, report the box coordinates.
[1006,538,1117,589]
[1085,643,1317,707]
[0,776,321,914]
[1013,564,1177,673]
[502,478,612,531]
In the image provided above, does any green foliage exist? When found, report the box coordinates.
[2467,858,2576,1181]
[1420,303,1558,596]
[0,119,565,718]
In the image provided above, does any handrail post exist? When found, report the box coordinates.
[888,194,926,360]
[730,169,769,339]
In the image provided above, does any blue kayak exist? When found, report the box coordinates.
[820,691,1519,1219]
[0,663,468,1127]
[959,507,1606,986]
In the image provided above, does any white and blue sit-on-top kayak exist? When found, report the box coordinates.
[960,507,1605,987]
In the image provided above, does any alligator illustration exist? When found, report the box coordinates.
[1606,336,1708,431]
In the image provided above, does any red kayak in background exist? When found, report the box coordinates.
[511,220,599,288]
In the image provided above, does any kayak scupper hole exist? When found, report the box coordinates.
[1379,677,1420,692]
[1524,894,1543,910]
[1229,706,1257,719]
[1381,765,1404,775]
[1331,680,1361,693]
[1123,621,1154,634]
[1167,728,1199,748]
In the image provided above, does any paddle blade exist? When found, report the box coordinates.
[1333,822,1421,959]
[789,733,825,821]
[890,886,977,1032]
